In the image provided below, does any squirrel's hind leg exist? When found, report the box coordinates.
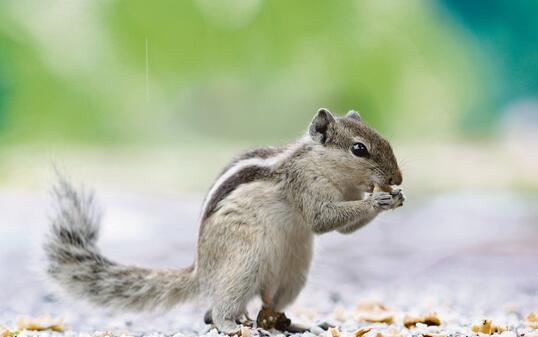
[212,292,253,334]
[255,275,309,332]
[211,266,259,334]
[273,272,307,312]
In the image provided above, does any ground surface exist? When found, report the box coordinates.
[0,188,537,337]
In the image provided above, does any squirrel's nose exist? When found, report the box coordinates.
[389,171,403,185]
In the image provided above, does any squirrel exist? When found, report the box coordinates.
[44,108,404,334]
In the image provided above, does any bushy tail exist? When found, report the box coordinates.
[44,176,199,311]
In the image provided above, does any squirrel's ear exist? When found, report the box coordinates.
[346,110,362,121]
[309,108,336,144]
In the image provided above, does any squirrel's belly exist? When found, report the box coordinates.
[205,179,313,275]
[198,180,313,299]
[234,181,313,289]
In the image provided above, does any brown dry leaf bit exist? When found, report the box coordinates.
[256,307,291,331]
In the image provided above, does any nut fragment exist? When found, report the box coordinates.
[0,327,12,337]
[16,316,64,332]
[329,327,341,337]
[471,319,507,334]
[403,313,441,328]
[354,327,373,337]
[240,326,250,337]
[358,311,394,324]
[422,333,446,337]
[363,331,384,337]
[356,299,393,324]
[527,312,538,329]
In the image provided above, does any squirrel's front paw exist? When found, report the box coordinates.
[390,188,405,209]
[371,189,405,210]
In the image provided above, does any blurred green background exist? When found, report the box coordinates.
[0,0,537,194]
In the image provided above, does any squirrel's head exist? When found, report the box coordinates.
[308,108,402,191]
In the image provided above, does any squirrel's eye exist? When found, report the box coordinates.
[351,142,369,157]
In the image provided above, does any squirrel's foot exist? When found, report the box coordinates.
[239,318,254,327]
[215,320,241,335]
[206,310,253,327]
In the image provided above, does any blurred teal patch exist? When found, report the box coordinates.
[440,0,538,132]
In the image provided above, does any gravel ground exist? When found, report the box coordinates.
[0,189,537,337]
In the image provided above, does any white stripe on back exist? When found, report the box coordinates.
[200,137,309,217]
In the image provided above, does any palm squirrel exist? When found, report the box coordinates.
[44,108,404,334]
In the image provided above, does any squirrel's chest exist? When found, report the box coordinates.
[342,184,365,201]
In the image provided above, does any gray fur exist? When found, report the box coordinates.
[44,108,404,334]
[45,176,198,311]
[201,165,273,221]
